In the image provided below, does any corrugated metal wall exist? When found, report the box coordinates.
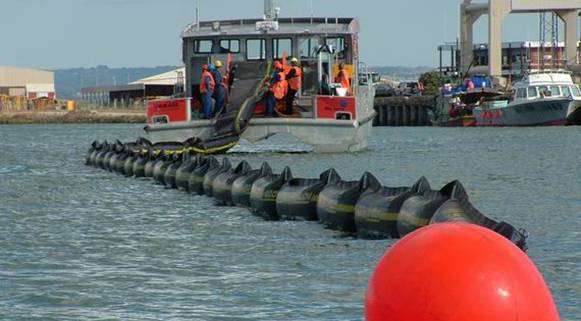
[0,66,54,87]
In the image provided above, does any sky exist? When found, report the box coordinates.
[0,0,547,69]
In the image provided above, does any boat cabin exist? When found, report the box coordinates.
[513,72,581,102]
[178,16,362,120]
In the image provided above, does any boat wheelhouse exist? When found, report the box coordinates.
[145,1,376,153]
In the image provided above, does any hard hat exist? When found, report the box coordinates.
[274,61,283,69]
[208,63,216,70]
[215,60,223,68]
[290,57,299,64]
[365,223,560,321]
[201,64,209,71]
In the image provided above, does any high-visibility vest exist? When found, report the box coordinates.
[288,66,302,91]
[271,71,287,99]
[199,70,215,94]
[336,69,351,92]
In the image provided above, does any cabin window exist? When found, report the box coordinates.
[273,38,292,59]
[326,37,345,58]
[549,86,561,97]
[219,39,240,53]
[561,86,572,97]
[538,86,550,97]
[571,85,581,97]
[194,39,213,54]
[246,39,266,60]
[299,37,320,59]
[527,86,538,98]
[516,88,527,99]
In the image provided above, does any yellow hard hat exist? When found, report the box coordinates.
[215,60,223,68]
[290,57,299,64]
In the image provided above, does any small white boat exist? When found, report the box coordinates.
[474,71,581,126]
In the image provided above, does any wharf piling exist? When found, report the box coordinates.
[373,96,434,127]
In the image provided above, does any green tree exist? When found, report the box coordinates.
[418,71,446,96]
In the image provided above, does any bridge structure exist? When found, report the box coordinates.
[460,0,581,77]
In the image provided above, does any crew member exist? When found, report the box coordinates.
[285,57,302,115]
[199,64,215,119]
[266,61,287,116]
[335,62,351,95]
[211,61,226,114]
[320,73,331,95]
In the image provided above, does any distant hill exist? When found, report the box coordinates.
[54,65,435,99]
[54,65,180,99]
[369,66,435,82]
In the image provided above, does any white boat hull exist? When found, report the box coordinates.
[145,113,375,153]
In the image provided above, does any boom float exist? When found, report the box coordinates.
[85,140,528,250]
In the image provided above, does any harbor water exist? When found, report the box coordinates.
[0,124,579,321]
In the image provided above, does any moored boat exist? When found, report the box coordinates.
[432,77,503,127]
[474,71,581,126]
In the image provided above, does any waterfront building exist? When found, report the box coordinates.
[80,67,185,108]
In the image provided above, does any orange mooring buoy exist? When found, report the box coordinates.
[365,223,560,321]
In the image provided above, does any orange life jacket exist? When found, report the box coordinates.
[288,66,302,91]
[336,69,351,93]
[271,71,287,100]
[199,70,215,94]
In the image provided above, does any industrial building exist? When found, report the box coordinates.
[459,0,581,77]
[80,67,185,108]
[438,41,580,78]
[0,66,55,99]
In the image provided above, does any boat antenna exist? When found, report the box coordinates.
[196,0,200,31]
[264,0,276,21]
[310,0,314,23]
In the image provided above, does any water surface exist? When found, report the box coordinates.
[0,124,579,320]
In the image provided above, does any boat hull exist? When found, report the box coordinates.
[567,100,581,125]
[432,116,476,127]
[474,98,580,127]
[145,114,375,153]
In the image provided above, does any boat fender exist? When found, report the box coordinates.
[317,172,382,233]
[94,141,110,168]
[231,162,273,208]
[430,198,528,251]
[397,180,467,237]
[122,151,136,177]
[213,160,252,206]
[104,140,123,171]
[189,156,219,195]
[276,168,342,221]
[203,158,232,197]
[175,154,202,191]
[354,176,432,239]
[152,152,173,185]
[85,140,99,165]
[163,156,183,189]
[249,166,293,221]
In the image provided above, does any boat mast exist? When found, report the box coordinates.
[264,0,276,21]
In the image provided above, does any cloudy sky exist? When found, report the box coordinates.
[0,0,546,69]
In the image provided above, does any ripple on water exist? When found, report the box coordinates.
[0,124,579,321]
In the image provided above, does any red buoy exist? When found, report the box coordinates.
[365,223,560,321]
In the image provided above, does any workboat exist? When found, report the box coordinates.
[474,71,581,126]
[144,0,376,153]
[431,76,503,127]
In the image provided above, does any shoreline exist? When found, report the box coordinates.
[0,110,147,124]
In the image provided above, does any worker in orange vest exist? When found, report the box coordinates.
[335,62,351,95]
[211,61,226,114]
[266,61,287,116]
[284,57,302,115]
[199,64,215,119]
